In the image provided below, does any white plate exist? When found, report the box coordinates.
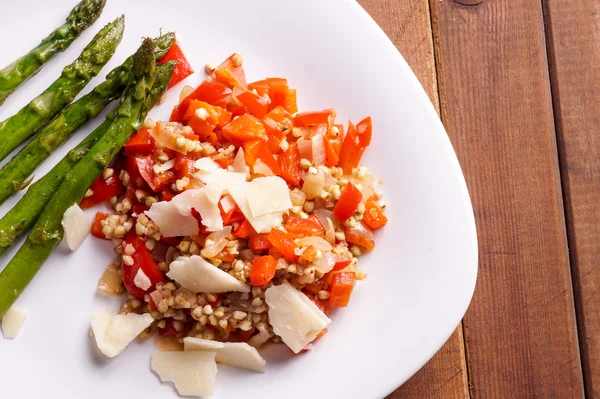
[0,0,478,398]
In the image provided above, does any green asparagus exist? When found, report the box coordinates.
[0,0,106,106]
[0,61,175,257]
[0,32,176,205]
[0,16,124,161]
[0,38,159,318]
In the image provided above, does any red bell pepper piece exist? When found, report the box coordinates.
[329,272,355,308]
[278,143,302,186]
[233,220,255,238]
[132,155,176,192]
[170,81,232,122]
[331,254,352,271]
[243,140,281,175]
[285,215,324,237]
[267,228,298,262]
[124,128,154,156]
[91,212,110,239]
[222,114,268,144]
[339,117,373,174]
[363,200,388,229]
[79,174,124,209]
[121,233,165,300]
[236,90,269,119]
[344,221,375,251]
[158,41,194,88]
[214,53,247,89]
[332,182,362,222]
[249,255,277,286]
[249,233,272,251]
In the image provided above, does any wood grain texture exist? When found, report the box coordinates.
[429,0,584,397]
[358,1,469,398]
[543,0,600,396]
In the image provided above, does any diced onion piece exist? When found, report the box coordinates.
[314,251,336,274]
[167,255,250,293]
[314,208,340,229]
[297,139,312,160]
[253,159,274,176]
[145,201,199,237]
[97,262,124,295]
[1,306,28,339]
[323,168,337,186]
[324,217,335,244]
[246,176,293,218]
[91,310,154,358]
[149,290,163,308]
[61,203,91,251]
[265,282,331,353]
[296,236,333,251]
[311,134,326,166]
[289,188,306,207]
[200,227,231,258]
[134,269,152,291]
[155,159,175,174]
[179,85,195,103]
[230,148,250,175]
[184,337,266,373]
[302,169,325,200]
[151,351,217,397]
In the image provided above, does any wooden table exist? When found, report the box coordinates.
[357,0,598,397]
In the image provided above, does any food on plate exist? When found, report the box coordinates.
[91,309,154,357]
[0,0,106,106]
[0,32,177,205]
[0,53,178,257]
[1,306,28,339]
[84,53,387,382]
[0,39,171,318]
[61,203,92,250]
[0,16,124,161]
[151,351,217,397]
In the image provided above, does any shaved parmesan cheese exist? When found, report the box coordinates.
[1,306,27,339]
[91,310,153,358]
[167,255,250,293]
[151,351,217,397]
[61,203,91,250]
[265,282,331,353]
[184,337,266,373]
[134,269,151,291]
[195,169,247,191]
[171,186,224,231]
[247,176,293,218]
[145,201,199,237]
[253,159,274,176]
[230,148,250,175]
[194,157,221,172]
[227,184,284,233]
[155,159,175,173]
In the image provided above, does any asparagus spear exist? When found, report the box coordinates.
[0,16,125,161]
[0,61,176,257]
[0,38,159,318]
[0,0,106,106]
[0,32,176,205]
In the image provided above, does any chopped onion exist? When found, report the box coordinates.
[324,217,335,244]
[97,262,124,295]
[323,169,337,186]
[311,134,326,166]
[155,159,175,174]
[297,139,312,160]
[289,189,306,207]
[302,169,324,200]
[201,227,232,258]
[179,85,195,103]
[149,290,163,308]
[314,208,341,230]
[219,195,236,214]
[253,159,274,176]
[296,236,332,251]
[313,251,335,273]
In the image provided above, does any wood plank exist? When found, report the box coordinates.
[358,1,469,398]
[543,0,600,396]
[429,0,584,397]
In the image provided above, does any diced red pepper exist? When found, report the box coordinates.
[170,81,232,122]
[331,254,352,271]
[233,220,255,238]
[124,128,154,156]
[278,143,302,186]
[363,201,388,229]
[249,255,277,286]
[243,140,281,175]
[329,272,355,308]
[293,109,336,134]
[158,41,194,88]
[236,90,269,119]
[223,114,267,144]
[214,53,247,89]
[267,228,298,262]
[339,117,373,174]
[285,215,324,237]
[249,233,272,251]
[132,155,176,192]
[121,233,165,300]
[266,78,297,113]
[79,174,124,209]
[174,153,197,179]
[300,246,320,262]
[332,182,362,222]
[91,212,110,239]
[219,196,245,225]
[344,221,375,251]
